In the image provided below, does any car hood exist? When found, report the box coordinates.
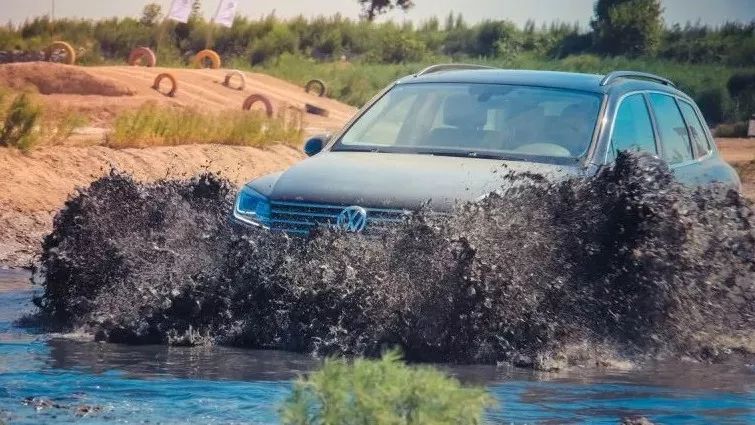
[252,151,583,211]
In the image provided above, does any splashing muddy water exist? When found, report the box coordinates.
[32,152,755,369]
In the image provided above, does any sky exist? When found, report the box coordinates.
[2,0,754,28]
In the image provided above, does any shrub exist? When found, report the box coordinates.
[694,87,732,126]
[727,73,755,120]
[713,121,748,138]
[0,93,41,150]
[279,351,495,425]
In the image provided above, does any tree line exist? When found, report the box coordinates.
[0,0,752,126]
[1,0,752,66]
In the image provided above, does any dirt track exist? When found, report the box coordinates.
[0,62,357,137]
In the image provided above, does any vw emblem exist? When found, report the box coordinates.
[336,206,367,233]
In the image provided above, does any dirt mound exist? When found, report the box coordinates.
[0,144,302,267]
[0,64,357,139]
[0,62,134,96]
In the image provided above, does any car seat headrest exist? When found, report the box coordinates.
[443,95,487,129]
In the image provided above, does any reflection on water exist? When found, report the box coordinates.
[1,272,753,424]
[46,339,319,382]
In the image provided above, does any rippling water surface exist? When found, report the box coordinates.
[1,269,753,424]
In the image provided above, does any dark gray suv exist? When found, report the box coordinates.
[233,65,741,234]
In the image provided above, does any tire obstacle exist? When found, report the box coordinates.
[45,41,76,65]
[305,103,329,117]
[193,49,221,69]
[152,73,178,97]
[304,79,326,97]
[242,94,274,118]
[128,47,157,67]
[223,70,246,90]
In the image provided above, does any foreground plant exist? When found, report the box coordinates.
[279,351,494,425]
[0,93,41,150]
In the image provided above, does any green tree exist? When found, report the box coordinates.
[591,0,663,56]
[358,0,414,21]
[726,73,755,120]
[140,3,162,26]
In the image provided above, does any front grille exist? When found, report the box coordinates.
[269,200,409,235]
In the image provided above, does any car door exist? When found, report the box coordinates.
[607,93,659,161]
[646,93,699,186]
[675,99,741,188]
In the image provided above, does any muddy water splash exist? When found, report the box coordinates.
[32,153,755,368]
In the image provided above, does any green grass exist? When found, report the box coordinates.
[106,102,302,149]
[280,350,495,425]
[256,53,755,125]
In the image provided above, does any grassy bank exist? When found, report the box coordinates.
[107,102,302,149]
[0,88,302,150]
[256,53,755,126]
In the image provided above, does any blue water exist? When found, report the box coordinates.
[0,269,753,424]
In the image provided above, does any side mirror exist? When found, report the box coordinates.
[303,135,327,157]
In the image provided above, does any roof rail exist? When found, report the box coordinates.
[416,63,495,77]
[600,71,675,87]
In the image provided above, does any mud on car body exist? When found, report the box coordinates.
[233,65,742,235]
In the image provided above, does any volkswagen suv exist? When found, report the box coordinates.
[233,65,741,234]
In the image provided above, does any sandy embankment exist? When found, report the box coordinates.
[0,144,303,267]
[0,62,356,267]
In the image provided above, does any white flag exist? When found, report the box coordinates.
[214,0,239,27]
[167,0,193,23]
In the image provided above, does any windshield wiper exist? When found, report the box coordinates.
[332,146,383,153]
[420,150,525,161]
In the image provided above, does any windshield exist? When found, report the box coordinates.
[335,82,602,163]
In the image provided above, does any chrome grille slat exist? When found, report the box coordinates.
[270,210,337,218]
[269,201,407,235]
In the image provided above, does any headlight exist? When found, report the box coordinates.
[233,185,271,228]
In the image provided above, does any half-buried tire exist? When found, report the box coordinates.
[152,73,177,97]
[223,70,246,90]
[128,47,157,67]
[304,79,326,97]
[193,49,221,69]
[305,103,329,117]
[45,41,76,65]
[242,94,273,118]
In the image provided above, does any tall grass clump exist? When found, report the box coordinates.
[0,93,41,151]
[107,102,302,148]
[44,112,89,145]
[280,351,495,425]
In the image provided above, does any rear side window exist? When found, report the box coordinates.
[611,94,656,156]
[677,100,712,157]
[648,93,693,164]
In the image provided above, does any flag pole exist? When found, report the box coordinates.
[159,0,179,62]
[207,0,224,49]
